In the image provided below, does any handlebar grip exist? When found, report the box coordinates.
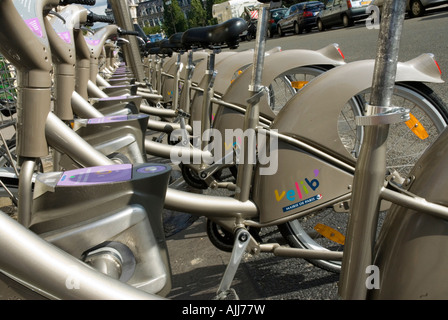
[60,0,96,5]
[87,12,115,24]
[119,30,140,36]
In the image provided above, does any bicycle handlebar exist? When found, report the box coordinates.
[119,29,140,36]
[87,11,115,24]
[60,0,96,5]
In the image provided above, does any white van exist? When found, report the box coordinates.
[317,0,372,31]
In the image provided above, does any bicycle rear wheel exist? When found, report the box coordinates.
[267,66,329,115]
[278,82,448,273]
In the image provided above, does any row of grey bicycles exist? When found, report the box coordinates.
[0,0,447,300]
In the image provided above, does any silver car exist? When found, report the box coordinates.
[317,0,372,31]
[372,0,448,17]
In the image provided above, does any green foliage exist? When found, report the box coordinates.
[163,0,231,34]
[143,25,162,35]
[187,0,207,27]
[163,0,189,36]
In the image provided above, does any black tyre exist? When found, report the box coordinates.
[342,14,353,27]
[277,25,284,37]
[317,19,325,31]
[409,0,425,17]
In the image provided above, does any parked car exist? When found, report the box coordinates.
[277,1,325,36]
[372,0,448,17]
[267,7,288,38]
[317,0,372,31]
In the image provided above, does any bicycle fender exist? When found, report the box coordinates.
[370,127,448,299]
[220,44,347,120]
[189,50,259,123]
[271,54,444,163]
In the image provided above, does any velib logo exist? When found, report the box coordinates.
[275,169,322,212]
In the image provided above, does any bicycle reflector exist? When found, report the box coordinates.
[435,60,442,75]
[429,54,442,75]
[314,223,345,245]
[291,81,308,89]
[405,113,429,140]
[337,46,345,60]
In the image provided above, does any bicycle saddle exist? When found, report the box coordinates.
[149,40,174,57]
[181,18,247,50]
[162,32,185,52]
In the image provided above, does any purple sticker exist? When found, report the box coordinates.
[85,38,101,46]
[58,164,132,186]
[25,18,43,38]
[58,31,71,44]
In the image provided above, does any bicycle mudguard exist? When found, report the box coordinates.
[369,127,448,299]
[271,54,443,164]
[189,49,258,123]
[190,51,237,85]
[218,44,347,120]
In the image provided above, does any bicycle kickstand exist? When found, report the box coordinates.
[214,228,250,300]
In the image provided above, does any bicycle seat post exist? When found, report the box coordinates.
[183,48,196,115]
[173,51,183,110]
[201,47,219,154]
[235,2,270,202]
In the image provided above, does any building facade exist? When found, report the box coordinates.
[105,0,195,31]
[135,0,192,28]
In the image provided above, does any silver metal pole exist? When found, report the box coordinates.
[235,3,269,202]
[339,0,407,300]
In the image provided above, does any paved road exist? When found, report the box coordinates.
[163,7,448,302]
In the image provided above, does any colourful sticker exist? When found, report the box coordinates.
[274,169,322,213]
[25,18,43,38]
[85,38,101,46]
[58,31,71,44]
